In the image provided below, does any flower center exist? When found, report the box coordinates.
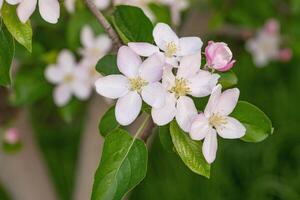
[129,77,148,93]
[64,74,74,83]
[209,114,227,128]
[165,42,177,57]
[170,78,191,98]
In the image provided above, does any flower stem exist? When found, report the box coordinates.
[84,0,122,49]
[134,114,155,143]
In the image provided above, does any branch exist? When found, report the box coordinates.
[84,0,122,49]
[140,119,155,143]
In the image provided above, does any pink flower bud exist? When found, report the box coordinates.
[4,128,20,145]
[278,48,292,62]
[205,41,236,72]
[264,19,280,35]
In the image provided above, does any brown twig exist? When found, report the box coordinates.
[84,0,122,49]
[140,119,155,142]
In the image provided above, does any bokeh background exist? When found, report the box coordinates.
[1,0,300,199]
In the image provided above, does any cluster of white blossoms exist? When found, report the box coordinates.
[0,0,60,24]
[95,23,246,163]
[45,26,112,106]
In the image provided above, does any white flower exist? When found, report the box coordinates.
[0,0,3,10]
[152,52,220,132]
[129,23,203,65]
[190,84,246,164]
[45,50,91,106]
[95,46,166,126]
[79,25,112,66]
[6,0,60,24]
[65,0,110,13]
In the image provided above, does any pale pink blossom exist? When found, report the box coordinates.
[4,128,20,144]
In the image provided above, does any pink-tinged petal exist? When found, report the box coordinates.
[152,92,176,126]
[153,23,179,51]
[38,0,60,24]
[45,65,64,84]
[177,52,201,79]
[139,53,165,82]
[216,117,246,139]
[115,91,142,126]
[95,75,129,99]
[162,64,175,90]
[188,70,220,98]
[202,129,218,164]
[117,46,142,78]
[80,25,94,48]
[178,37,203,56]
[128,42,160,57]
[16,0,37,23]
[217,60,236,72]
[58,50,76,72]
[175,96,198,132]
[190,113,211,141]
[141,82,166,109]
[94,0,110,10]
[215,88,240,116]
[54,84,72,107]
[204,84,222,117]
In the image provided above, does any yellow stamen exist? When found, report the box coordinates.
[129,77,148,93]
[165,42,177,58]
[64,74,74,83]
[209,114,227,128]
[170,78,191,98]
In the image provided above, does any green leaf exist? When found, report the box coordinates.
[0,24,14,86]
[91,129,148,200]
[169,121,210,178]
[231,101,273,143]
[148,3,171,24]
[96,55,120,76]
[1,3,32,52]
[159,125,174,153]
[99,106,120,137]
[218,70,238,89]
[112,5,154,44]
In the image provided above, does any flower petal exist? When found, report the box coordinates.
[202,129,218,164]
[153,23,179,51]
[139,53,165,82]
[204,84,222,117]
[0,0,2,9]
[117,46,142,78]
[81,25,94,48]
[45,65,64,84]
[178,37,203,56]
[177,52,201,79]
[94,0,110,10]
[152,92,176,126]
[95,35,112,54]
[58,50,76,72]
[16,0,37,23]
[115,91,142,126]
[215,88,240,116]
[38,0,60,24]
[6,0,22,5]
[162,64,175,90]
[72,81,92,100]
[175,96,198,132]
[141,82,166,109]
[216,116,246,139]
[64,0,75,13]
[95,75,129,99]
[54,84,72,107]
[190,113,212,141]
[128,42,160,57]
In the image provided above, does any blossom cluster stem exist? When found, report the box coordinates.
[134,114,154,143]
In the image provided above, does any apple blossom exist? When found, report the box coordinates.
[129,23,203,65]
[65,0,110,13]
[205,41,236,72]
[95,46,166,126]
[278,48,292,62]
[6,0,60,24]
[190,84,246,164]
[45,50,91,107]
[152,52,220,132]
[79,25,112,66]
[4,128,20,145]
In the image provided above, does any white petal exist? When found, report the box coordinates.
[115,91,142,126]
[204,84,222,117]
[95,75,129,99]
[215,88,240,116]
[117,46,142,78]
[175,96,198,132]
[38,0,60,24]
[45,65,63,84]
[128,42,160,57]
[81,25,94,48]
[58,50,76,72]
[151,92,176,126]
[202,130,218,164]
[95,35,112,53]
[94,0,110,10]
[162,64,175,90]
[177,52,201,79]
[54,84,72,107]
[16,0,37,23]
[0,0,2,9]
[139,53,165,82]
[6,0,22,5]
[188,71,219,98]
[72,81,92,100]
[178,37,203,56]
[216,116,246,139]
[153,23,179,51]
[141,82,166,109]
[64,0,75,13]
[190,113,211,141]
